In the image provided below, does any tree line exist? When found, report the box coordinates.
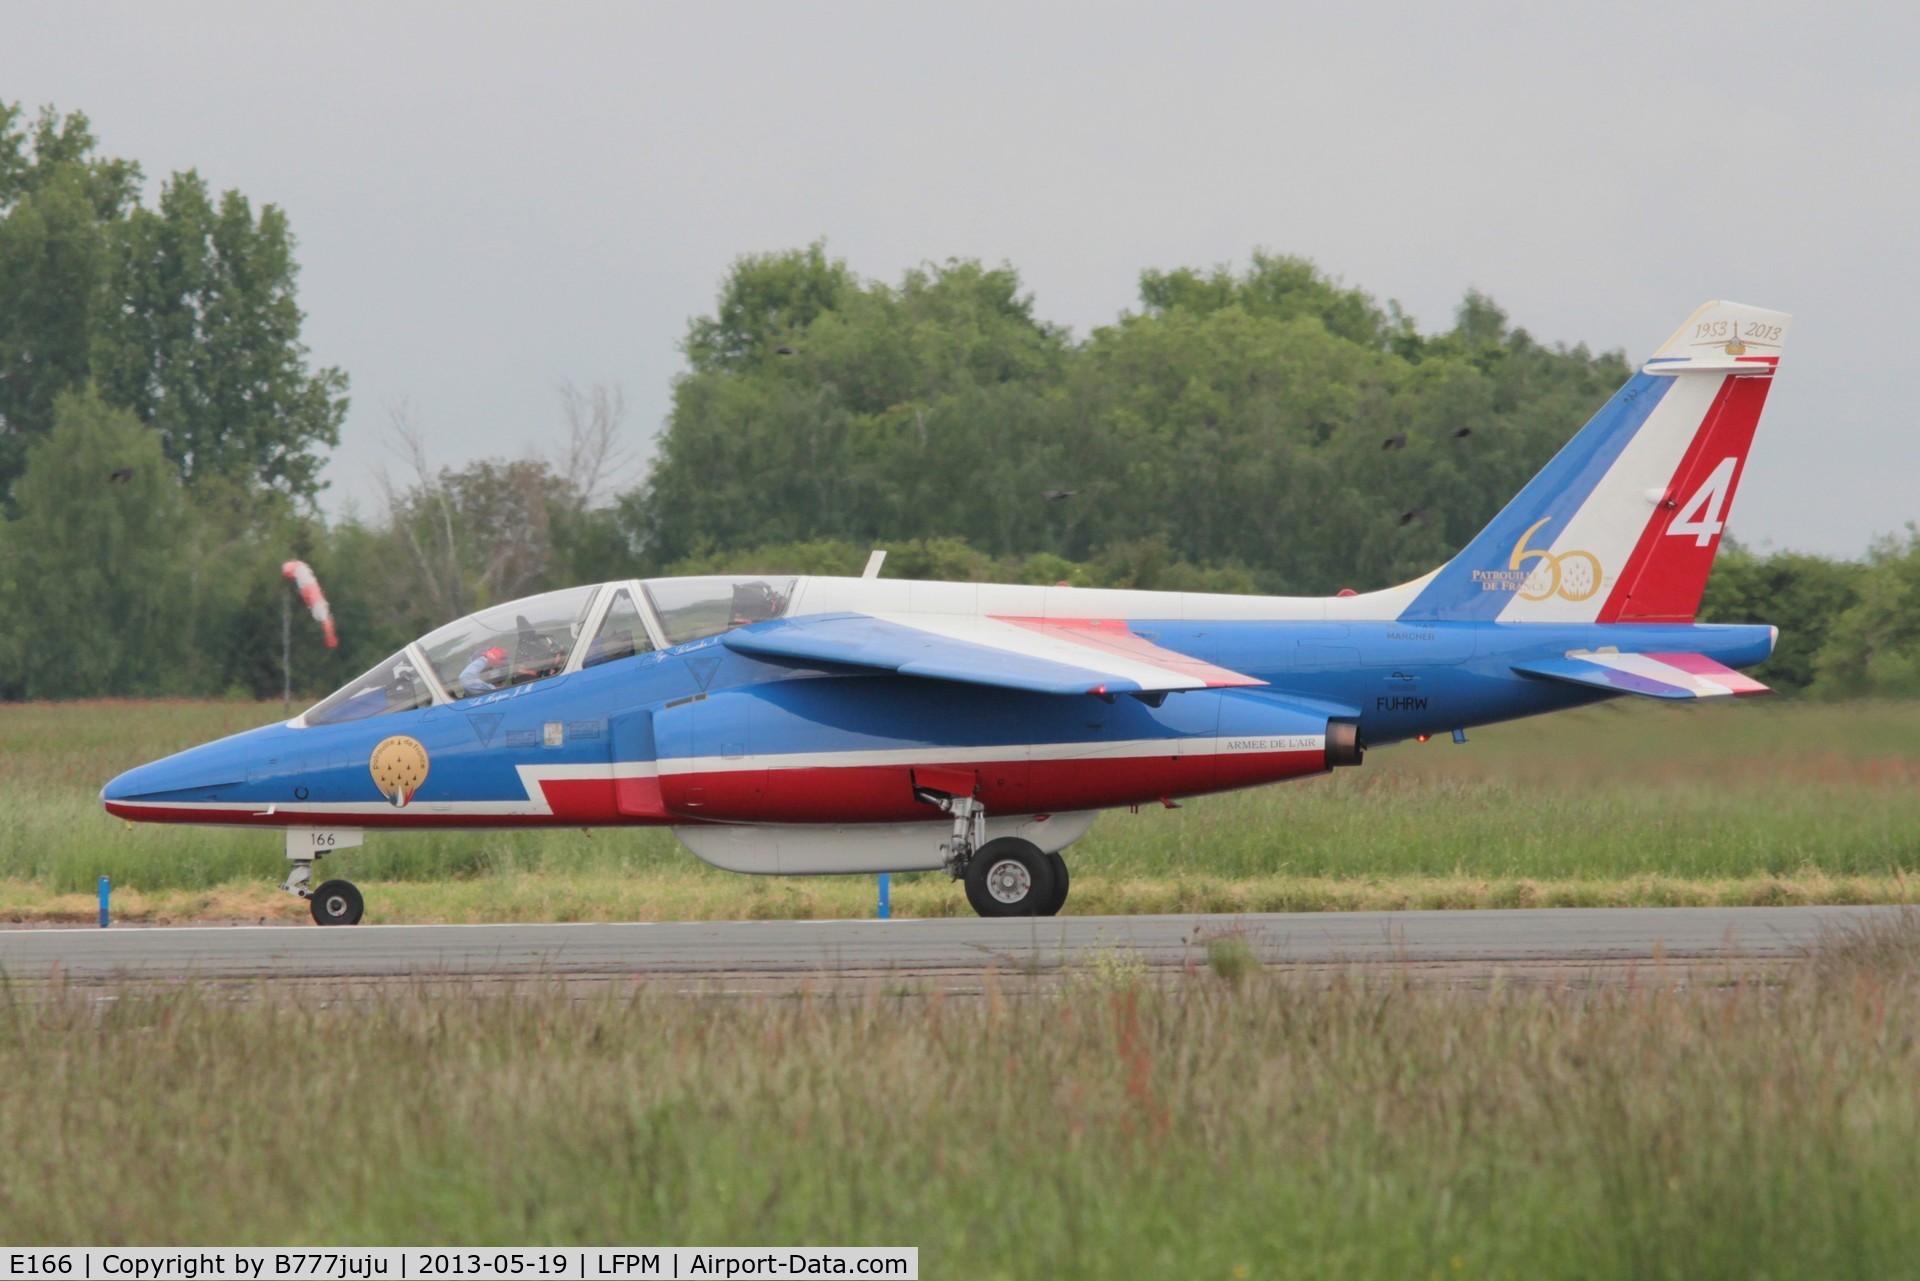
[0,105,1911,702]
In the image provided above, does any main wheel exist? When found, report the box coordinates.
[1040,851,1070,917]
[310,879,364,926]
[964,838,1055,918]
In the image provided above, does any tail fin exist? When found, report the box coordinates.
[1398,300,1788,624]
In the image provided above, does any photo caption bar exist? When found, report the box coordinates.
[2,1250,916,1281]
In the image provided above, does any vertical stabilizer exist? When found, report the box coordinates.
[1397,301,1788,624]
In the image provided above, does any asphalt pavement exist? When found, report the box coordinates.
[0,905,1902,984]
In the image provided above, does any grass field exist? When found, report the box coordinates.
[2,698,1917,921]
[3,916,1919,1274]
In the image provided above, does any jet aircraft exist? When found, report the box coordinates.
[103,301,1789,922]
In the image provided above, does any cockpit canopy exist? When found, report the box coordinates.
[300,576,796,727]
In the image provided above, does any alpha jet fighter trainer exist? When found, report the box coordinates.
[103,301,1789,922]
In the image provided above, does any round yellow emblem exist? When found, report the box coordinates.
[369,735,430,807]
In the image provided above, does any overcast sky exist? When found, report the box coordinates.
[5,1,1913,556]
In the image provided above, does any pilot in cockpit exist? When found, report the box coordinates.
[458,645,510,697]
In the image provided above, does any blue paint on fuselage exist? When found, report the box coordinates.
[101,618,1775,813]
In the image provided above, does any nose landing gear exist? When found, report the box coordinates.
[283,830,367,925]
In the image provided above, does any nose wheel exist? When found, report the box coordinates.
[282,857,364,926]
[282,832,368,925]
[308,879,365,926]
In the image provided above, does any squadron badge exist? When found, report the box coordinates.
[369,735,430,807]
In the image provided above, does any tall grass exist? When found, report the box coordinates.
[3,698,1918,899]
[2,922,1918,1275]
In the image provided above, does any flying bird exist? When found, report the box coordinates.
[1381,434,1407,451]
[774,346,799,356]
[107,467,134,484]
[1397,507,1428,527]
[1043,489,1078,502]
[1449,426,1473,439]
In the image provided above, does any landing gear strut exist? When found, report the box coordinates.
[283,834,366,926]
[920,790,988,881]
[917,789,1066,917]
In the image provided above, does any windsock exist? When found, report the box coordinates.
[281,560,339,648]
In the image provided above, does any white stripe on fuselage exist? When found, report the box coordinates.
[654,734,1327,776]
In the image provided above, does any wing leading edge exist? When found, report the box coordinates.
[1512,651,1770,700]
[722,613,1265,697]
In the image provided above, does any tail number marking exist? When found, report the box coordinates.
[1668,457,1739,547]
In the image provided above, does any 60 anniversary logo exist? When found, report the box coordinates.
[1471,518,1601,602]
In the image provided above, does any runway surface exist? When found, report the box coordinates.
[0,905,1904,984]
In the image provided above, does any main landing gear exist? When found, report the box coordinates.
[923,792,1069,918]
[283,834,366,926]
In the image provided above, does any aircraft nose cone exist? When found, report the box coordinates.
[100,755,214,813]
[101,758,157,804]
[101,763,148,817]
[100,768,134,805]
[99,728,270,818]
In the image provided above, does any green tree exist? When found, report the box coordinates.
[95,170,347,498]
[1699,543,1864,693]
[635,251,1069,565]
[0,103,345,503]
[683,240,856,374]
[1137,250,1410,351]
[1810,529,1920,698]
[632,248,1635,596]
[0,389,191,697]
[0,105,141,492]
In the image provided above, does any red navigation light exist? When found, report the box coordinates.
[1416,733,1431,743]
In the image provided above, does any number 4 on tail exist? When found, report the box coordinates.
[1668,457,1739,547]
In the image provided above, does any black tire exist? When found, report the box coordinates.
[964,838,1054,918]
[310,879,364,926]
[1040,851,1070,917]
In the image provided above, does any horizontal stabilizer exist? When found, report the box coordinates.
[723,612,1264,697]
[1512,651,1771,700]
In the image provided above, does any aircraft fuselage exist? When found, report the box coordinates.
[102,615,1772,834]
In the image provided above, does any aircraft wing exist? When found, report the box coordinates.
[722,612,1266,696]
[1511,651,1771,700]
